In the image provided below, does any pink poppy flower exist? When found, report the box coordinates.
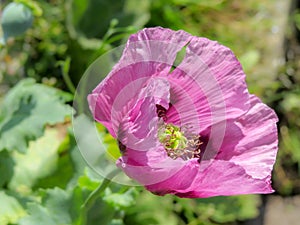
[88,27,278,198]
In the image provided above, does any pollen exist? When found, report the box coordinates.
[158,123,202,160]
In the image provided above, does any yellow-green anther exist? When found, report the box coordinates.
[158,123,202,160]
[158,124,188,151]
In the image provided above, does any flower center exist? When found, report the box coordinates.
[158,124,188,150]
[158,123,202,160]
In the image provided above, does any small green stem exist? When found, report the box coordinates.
[80,170,119,224]
[82,177,111,209]
[60,57,76,94]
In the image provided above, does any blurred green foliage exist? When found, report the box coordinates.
[0,0,300,224]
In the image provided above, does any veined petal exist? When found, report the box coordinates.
[117,77,170,151]
[117,146,187,185]
[165,73,212,134]
[146,159,273,198]
[216,95,278,179]
[88,62,165,137]
[88,27,192,137]
[165,37,250,134]
[180,37,250,117]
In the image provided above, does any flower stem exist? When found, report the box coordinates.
[60,57,76,94]
[80,170,119,224]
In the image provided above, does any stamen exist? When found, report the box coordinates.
[158,123,202,160]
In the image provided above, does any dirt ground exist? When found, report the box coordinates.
[264,195,300,225]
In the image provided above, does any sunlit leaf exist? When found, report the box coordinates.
[8,128,63,193]
[0,79,72,153]
[0,191,27,225]
[33,134,73,190]
[95,123,121,161]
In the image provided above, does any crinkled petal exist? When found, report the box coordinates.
[165,37,250,133]
[180,36,250,118]
[215,95,278,179]
[88,62,165,137]
[146,159,273,198]
[116,77,189,186]
[117,77,170,151]
[164,74,211,134]
[116,146,186,185]
[88,27,191,136]
[120,27,192,69]
[152,95,277,197]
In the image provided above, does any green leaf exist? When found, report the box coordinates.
[103,188,137,210]
[33,150,73,190]
[0,150,14,188]
[0,191,27,225]
[108,219,124,225]
[20,171,102,225]
[96,123,121,161]
[193,195,261,223]
[69,186,86,225]
[34,128,75,190]
[67,129,90,187]
[124,191,179,225]
[19,188,72,225]
[78,173,100,191]
[66,0,150,38]
[8,128,63,193]
[70,171,116,225]
[86,198,115,225]
[0,78,72,153]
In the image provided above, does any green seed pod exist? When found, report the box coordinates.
[1,2,33,41]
